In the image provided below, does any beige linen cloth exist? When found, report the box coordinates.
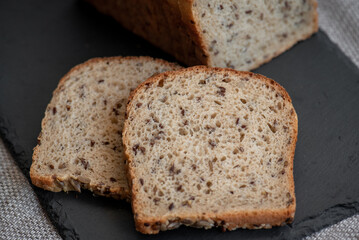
[0,0,358,239]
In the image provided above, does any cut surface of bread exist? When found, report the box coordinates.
[30,56,181,199]
[87,0,318,70]
[123,66,298,233]
[191,0,318,70]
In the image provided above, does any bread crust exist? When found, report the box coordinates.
[86,0,318,70]
[30,56,180,200]
[85,0,208,66]
[123,66,298,234]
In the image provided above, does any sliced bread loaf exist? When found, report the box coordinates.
[123,66,298,233]
[87,0,318,70]
[30,56,181,199]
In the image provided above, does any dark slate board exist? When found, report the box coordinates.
[0,0,358,239]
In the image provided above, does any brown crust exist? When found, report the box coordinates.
[30,56,181,200]
[85,0,207,66]
[177,0,210,65]
[123,66,298,234]
[87,0,318,70]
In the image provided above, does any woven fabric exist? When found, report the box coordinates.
[0,0,358,239]
[0,139,61,240]
[317,0,359,68]
[306,214,359,240]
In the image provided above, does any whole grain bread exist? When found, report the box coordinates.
[86,0,318,71]
[123,66,298,233]
[30,56,181,199]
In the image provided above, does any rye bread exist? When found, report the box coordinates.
[123,66,298,233]
[87,0,318,70]
[30,56,181,199]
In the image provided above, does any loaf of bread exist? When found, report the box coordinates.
[123,66,298,233]
[86,0,318,71]
[30,56,181,199]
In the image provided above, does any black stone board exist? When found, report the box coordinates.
[0,0,358,239]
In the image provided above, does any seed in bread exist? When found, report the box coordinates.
[123,66,298,233]
[30,56,181,199]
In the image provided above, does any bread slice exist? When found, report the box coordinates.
[123,66,298,233]
[87,0,318,70]
[30,56,181,199]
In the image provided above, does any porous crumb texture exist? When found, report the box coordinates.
[30,56,181,199]
[192,0,318,70]
[123,66,298,233]
[87,0,318,71]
